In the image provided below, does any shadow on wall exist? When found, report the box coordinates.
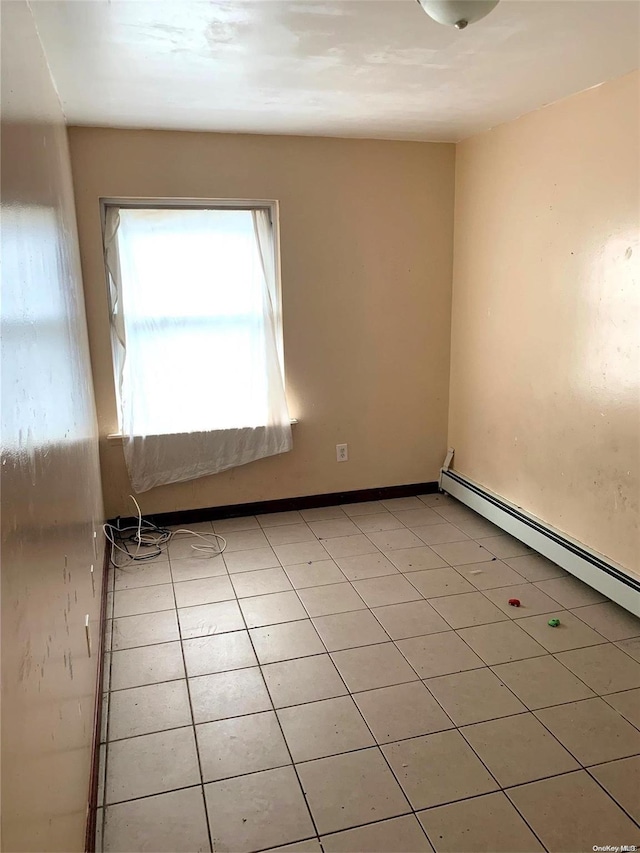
[1,9,105,841]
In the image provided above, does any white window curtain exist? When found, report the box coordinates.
[104,205,292,493]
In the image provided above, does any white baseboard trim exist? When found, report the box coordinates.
[439,469,640,619]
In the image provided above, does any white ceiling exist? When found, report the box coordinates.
[31,0,639,142]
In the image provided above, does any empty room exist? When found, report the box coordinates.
[1,0,639,852]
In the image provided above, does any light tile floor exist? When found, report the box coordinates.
[96,494,640,853]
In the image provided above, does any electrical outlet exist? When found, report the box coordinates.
[336,443,348,462]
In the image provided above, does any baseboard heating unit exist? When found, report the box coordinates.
[439,468,640,619]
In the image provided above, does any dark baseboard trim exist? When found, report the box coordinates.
[84,543,110,853]
[109,481,439,528]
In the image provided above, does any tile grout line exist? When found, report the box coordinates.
[97,564,116,852]
[180,512,502,848]
[114,507,623,623]
[98,750,640,824]
[257,519,519,850]
[279,621,431,847]
[545,651,640,730]
[583,765,640,831]
[513,653,640,831]
[103,781,204,810]
[399,638,552,853]
[167,550,216,853]
[102,684,639,748]
[109,581,612,647]
[172,526,329,847]
[105,584,640,796]
[355,622,549,850]
[472,624,640,836]
[239,542,438,853]
[367,558,640,845]
[107,601,635,712]
[376,503,640,839]
[219,547,327,853]
[104,501,640,848]
[598,688,640,734]
[108,586,633,711]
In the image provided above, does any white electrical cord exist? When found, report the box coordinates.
[103,495,226,569]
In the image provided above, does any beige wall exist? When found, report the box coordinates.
[449,71,640,574]
[68,128,455,519]
[0,3,104,850]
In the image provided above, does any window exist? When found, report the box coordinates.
[104,202,286,436]
[102,201,292,492]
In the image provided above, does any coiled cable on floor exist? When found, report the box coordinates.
[102,495,226,569]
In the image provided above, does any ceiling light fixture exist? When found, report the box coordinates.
[416,0,500,29]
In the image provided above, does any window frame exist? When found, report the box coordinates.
[99,197,286,437]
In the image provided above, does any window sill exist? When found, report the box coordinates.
[106,419,299,445]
